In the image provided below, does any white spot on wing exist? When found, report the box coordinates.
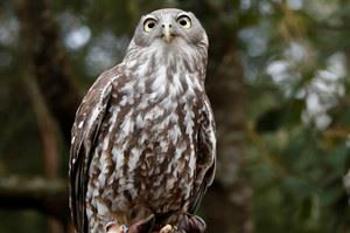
[128,147,140,172]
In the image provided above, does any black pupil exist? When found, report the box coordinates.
[180,19,187,26]
[148,22,155,28]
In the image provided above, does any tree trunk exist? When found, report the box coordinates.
[14,0,81,146]
[14,0,80,231]
[25,76,64,233]
[200,3,254,232]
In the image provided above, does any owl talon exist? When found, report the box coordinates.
[105,222,128,233]
[159,224,176,233]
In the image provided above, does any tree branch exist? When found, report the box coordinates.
[0,176,69,223]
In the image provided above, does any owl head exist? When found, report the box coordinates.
[130,8,209,50]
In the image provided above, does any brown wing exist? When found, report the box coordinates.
[69,66,121,232]
[190,97,216,214]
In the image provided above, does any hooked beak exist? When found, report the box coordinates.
[162,24,175,43]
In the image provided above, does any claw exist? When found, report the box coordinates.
[105,223,128,233]
[159,224,176,233]
[105,214,155,233]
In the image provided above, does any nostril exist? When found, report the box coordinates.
[161,24,172,28]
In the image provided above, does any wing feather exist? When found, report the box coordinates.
[69,67,120,232]
[190,98,216,213]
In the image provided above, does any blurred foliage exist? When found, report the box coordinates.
[0,0,350,232]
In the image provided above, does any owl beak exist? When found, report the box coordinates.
[161,24,174,43]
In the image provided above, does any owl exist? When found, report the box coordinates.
[69,8,216,233]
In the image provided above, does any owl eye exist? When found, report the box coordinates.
[143,18,157,32]
[177,15,191,29]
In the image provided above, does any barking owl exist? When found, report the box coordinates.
[69,8,216,233]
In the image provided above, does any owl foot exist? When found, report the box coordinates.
[105,222,128,233]
[178,214,206,233]
[159,224,177,233]
[105,214,155,233]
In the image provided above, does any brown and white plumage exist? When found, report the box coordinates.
[69,8,216,233]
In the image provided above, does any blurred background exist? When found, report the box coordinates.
[0,0,350,232]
